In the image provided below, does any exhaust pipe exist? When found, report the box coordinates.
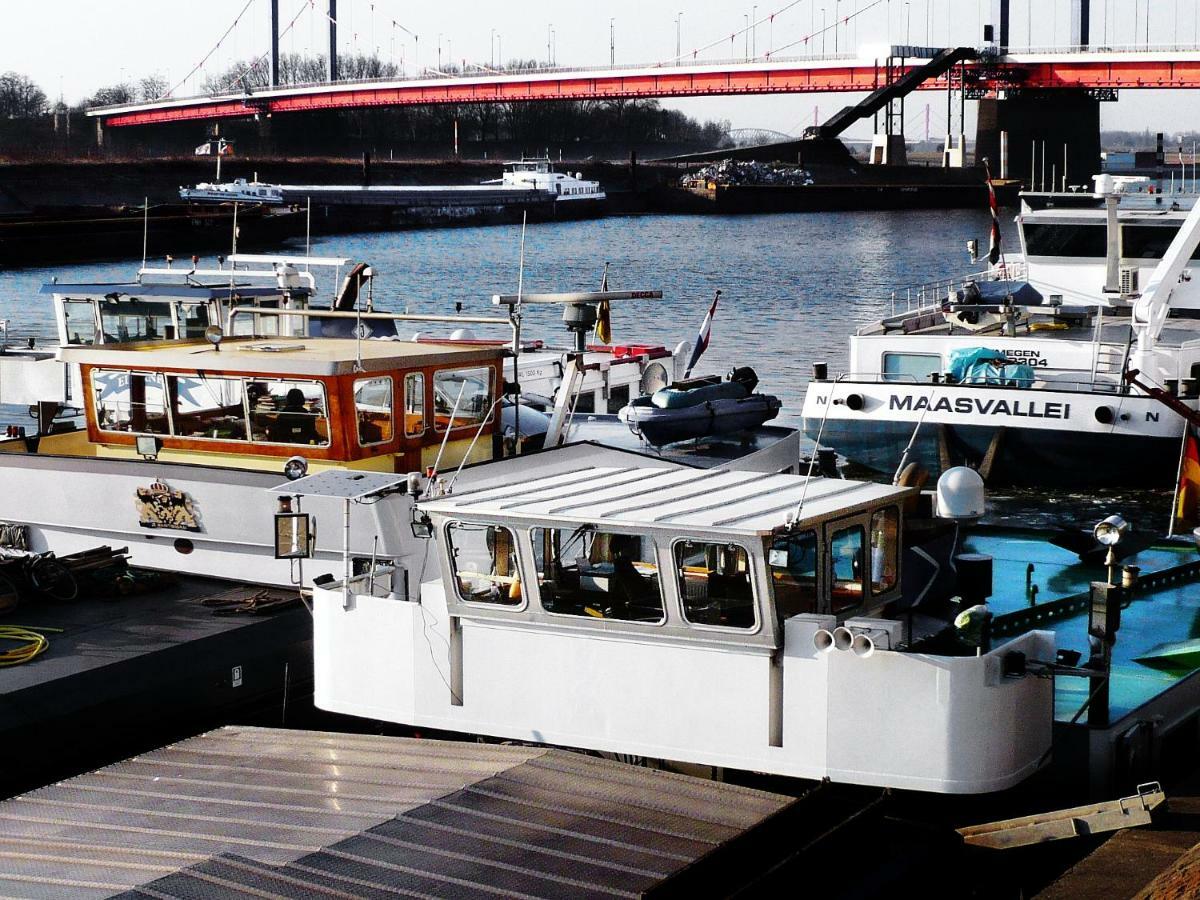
[813,629,836,653]
[851,633,876,658]
[832,626,854,652]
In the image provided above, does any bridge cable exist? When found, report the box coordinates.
[165,0,259,98]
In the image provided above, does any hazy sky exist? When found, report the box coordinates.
[4,0,1199,139]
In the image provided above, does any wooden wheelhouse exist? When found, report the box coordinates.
[55,336,506,474]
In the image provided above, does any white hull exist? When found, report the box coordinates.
[0,451,423,588]
[314,582,1054,794]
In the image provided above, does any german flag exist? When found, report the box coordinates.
[1174,424,1200,533]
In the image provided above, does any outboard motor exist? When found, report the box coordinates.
[728,366,759,394]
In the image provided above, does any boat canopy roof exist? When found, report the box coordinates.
[60,336,504,377]
[40,281,311,300]
[421,461,912,538]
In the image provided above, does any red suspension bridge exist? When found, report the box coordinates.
[88,47,1200,129]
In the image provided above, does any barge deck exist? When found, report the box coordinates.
[0,576,311,797]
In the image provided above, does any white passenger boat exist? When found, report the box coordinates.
[308,442,1055,794]
[179,178,285,205]
[0,257,688,445]
[801,177,1200,486]
[0,322,794,587]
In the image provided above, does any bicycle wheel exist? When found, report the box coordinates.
[27,556,78,602]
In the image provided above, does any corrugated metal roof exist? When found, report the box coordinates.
[0,725,795,899]
[422,464,910,535]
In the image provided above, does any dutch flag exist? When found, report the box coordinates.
[983,158,1002,266]
[684,290,721,378]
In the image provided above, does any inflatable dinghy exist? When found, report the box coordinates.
[618,367,781,445]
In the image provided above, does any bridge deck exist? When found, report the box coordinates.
[91,50,1200,128]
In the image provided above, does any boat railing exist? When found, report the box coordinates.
[884,261,1029,319]
[331,565,399,599]
[835,369,1127,393]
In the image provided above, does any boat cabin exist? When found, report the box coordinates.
[423,461,911,641]
[44,269,320,349]
[40,336,505,474]
[311,446,1055,793]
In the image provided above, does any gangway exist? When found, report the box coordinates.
[806,46,977,140]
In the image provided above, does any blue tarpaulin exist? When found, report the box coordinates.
[947,347,1036,387]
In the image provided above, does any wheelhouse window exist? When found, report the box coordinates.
[354,376,394,446]
[532,527,664,623]
[870,507,900,594]
[446,522,522,606]
[93,370,169,434]
[98,296,175,342]
[434,367,492,431]
[674,540,756,629]
[62,299,98,345]
[177,302,211,339]
[92,369,329,446]
[882,352,941,383]
[404,372,425,436]
[830,524,866,614]
[768,529,818,620]
[250,380,328,445]
[1023,223,1107,258]
[171,375,247,440]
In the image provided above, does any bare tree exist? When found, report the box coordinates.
[0,71,47,118]
[85,83,136,108]
[139,74,169,101]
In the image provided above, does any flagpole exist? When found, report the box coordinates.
[684,290,721,379]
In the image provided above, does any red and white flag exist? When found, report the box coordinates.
[684,290,721,377]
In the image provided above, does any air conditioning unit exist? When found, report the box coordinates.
[1120,266,1139,295]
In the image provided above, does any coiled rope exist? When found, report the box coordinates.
[0,626,61,667]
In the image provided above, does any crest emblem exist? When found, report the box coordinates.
[135,480,202,532]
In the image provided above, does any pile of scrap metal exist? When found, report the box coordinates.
[201,586,303,616]
[680,159,815,188]
[0,527,174,614]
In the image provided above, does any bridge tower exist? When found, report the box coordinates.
[977,0,1098,186]
[328,0,338,82]
[269,0,280,87]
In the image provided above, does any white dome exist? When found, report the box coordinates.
[449,328,477,341]
[936,466,986,520]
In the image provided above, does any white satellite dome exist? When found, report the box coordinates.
[936,466,986,520]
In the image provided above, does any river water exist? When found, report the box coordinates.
[0,209,1174,528]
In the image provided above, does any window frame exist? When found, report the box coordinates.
[92,368,172,435]
[404,371,426,437]
[529,525,667,627]
[432,366,494,433]
[869,505,901,596]
[766,527,821,623]
[670,538,760,634]
[352,374,394,448]
[881,351,942,384]
[90,368,332,448]
[828,521,868,616]
[444,520,527,609]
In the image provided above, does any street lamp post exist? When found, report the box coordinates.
[490,28,495,68]
[676,12,682,60]
[547,23,552,65]
[821,8,826,57]
[752,5,757,56]
[610,18,615,67]
[436,33,442,72]
[744,14,749,59]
